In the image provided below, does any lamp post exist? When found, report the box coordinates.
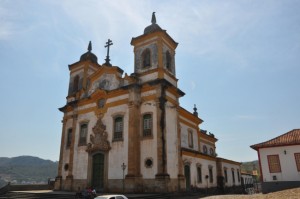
[121,162,126,193]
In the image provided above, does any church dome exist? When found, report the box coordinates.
[143,12,163,34]
[80,41,98,64]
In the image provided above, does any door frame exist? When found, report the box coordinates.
[88,151,109,192]
[184,164,191,191]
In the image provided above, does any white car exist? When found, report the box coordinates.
[95,195,128,199]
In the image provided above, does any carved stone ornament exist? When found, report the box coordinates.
[86,115,111,153]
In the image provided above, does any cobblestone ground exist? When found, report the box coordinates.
[175,187,300,199]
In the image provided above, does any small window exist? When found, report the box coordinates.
[268,155,281,173]
[143,114,152,137]
[114,116,123,140]
[237,169,240,182]
[210,148,214,156]
[197,166,202,183]
[209,166,213,183]
[66,128,72,148]
[142,49,151,68]
[188,130,193,148]
[203,145,208,154]
[166,51,172,70]
[79,123,88,145]
[294,153,300,171]
[232,169,235,184]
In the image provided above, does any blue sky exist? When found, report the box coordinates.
[0,0,299,162]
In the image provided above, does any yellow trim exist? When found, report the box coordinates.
[133,37,158,49]
[179,118,198,129]
[217,158,241,166]
[200,139,216,146]
[179,107,203,125]
[142,94,157,102]
[89,66,122,82]
[131,31,177,50]
[199,131,218,142]
[182,150,216,161]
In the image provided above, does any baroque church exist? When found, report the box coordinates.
[54,13,241,193]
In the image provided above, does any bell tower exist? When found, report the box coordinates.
[131,12,178,87]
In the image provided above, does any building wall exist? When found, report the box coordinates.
[180,121,198,151]
[140,99,157,179]
[182,155,217,188]
[259,145,300,182]
[217,161,241,187]
[165,101,179,179]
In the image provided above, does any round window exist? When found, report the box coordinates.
[145,158,153,168]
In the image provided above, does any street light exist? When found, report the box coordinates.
[121,162,126,193]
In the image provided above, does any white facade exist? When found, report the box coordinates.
[259,145,300,182]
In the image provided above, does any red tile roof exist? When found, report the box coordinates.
[250,129,300,150]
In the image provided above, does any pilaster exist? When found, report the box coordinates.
[126,85,141,179]
[57,118,67,177]
[155,83,169,178]
[68,113,78,178]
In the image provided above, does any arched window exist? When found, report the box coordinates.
[188,130,193,148]
[73,75,79,92]
[197,165,202,183]
[232,168,235,184]
[209,165,213,183]
[203,145,208,154]
[166,51,171,70]
[210,148,214,156]
[79,123,88,145]
[224,167,228,183]
[143,114,152,137]
[114,116,123,140]
[142,49,151,68]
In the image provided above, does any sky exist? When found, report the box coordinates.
[0,0,299,162]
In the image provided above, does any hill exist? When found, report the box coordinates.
[0,156,58,185]
[241,160,260,181]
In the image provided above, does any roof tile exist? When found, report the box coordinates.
[250,129,300,150]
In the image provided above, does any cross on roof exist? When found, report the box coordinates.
[104,39,113,66]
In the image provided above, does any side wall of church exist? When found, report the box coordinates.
[183,155,217,188]
[180,121,199,151]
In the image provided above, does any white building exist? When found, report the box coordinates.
[251,129,300,193]
[54,13,241,193]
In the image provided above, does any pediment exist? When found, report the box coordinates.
[88,66,124,96]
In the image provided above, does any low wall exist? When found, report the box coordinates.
[9,184,51,191]
[262,181,300,194]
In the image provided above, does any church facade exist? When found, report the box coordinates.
[54,13,241,193]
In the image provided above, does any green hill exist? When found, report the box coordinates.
[0,156,58,185]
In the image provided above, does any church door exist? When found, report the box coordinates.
[184,165,191,191]
[92,153,105,191]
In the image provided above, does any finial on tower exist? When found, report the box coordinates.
[88,41,92,52]
[193,104,198,117]
[151,12,156,24]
